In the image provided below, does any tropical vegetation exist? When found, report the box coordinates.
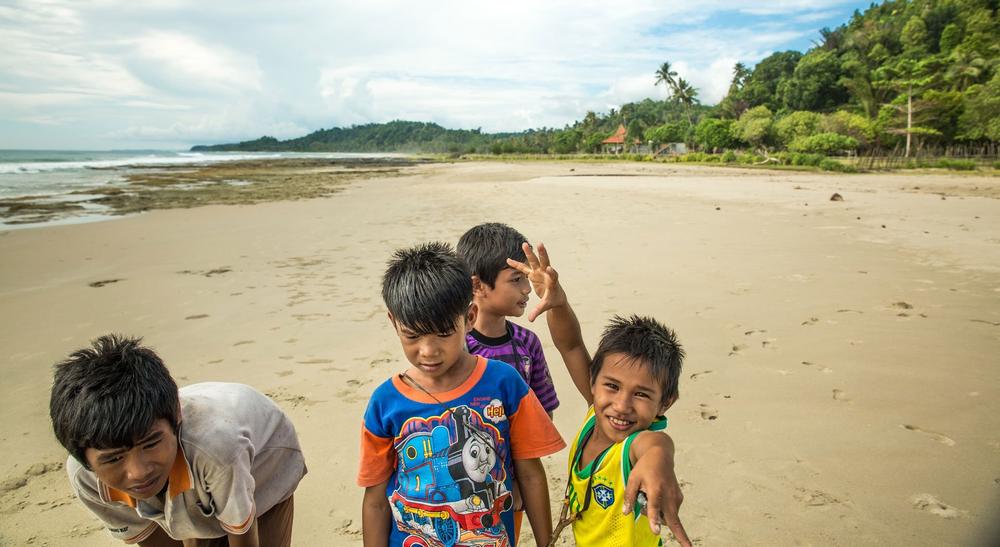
[194,0,999,169]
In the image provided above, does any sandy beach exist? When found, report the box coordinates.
[1,160,998,546]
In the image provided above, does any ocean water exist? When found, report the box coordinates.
[0,150,404,229]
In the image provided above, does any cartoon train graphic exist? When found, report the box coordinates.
[391,406,513,546]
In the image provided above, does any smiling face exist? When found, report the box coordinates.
[477,268,531,318]
[83,419,178,500]
[391,308,478,390]
[590,353,671,445]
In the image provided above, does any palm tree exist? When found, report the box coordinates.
[673,78,700,124]
[655,62,678,100]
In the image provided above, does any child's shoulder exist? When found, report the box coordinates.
[507,321,543,345]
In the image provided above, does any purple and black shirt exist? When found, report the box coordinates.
[467,321,560,413]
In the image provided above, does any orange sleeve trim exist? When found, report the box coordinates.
[509,390,566,460]
[357,423,397,487]
[123,522,158,544]
[220,502,256,535]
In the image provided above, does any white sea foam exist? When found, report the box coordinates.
[0,152,284,174]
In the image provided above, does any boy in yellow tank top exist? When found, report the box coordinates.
[508,243,692,547]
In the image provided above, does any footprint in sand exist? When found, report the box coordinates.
[88,279,122,288]
[832,389,850,402]
[910,494,962,518]
[0,462,64,494]
[185,314,209,320]
[297,358,333,364]
[801,317,819,326]
[801,361,833,373]
[690,370,713,381]
[728,344,748,356]
[761,338,777,349]
[969,319,1000,327]
[233,340,255,346]
[901,424,955,446]
[699,404,718,421]
[275,370,294,377]
[207,359,223,364]
[744,329,768,336]
[891,301,914,311]
[794,488,840,507]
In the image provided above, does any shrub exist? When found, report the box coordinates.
[936,159,976,170]
[790,152,824,167]
[819,159,856,172]
[721,150,737,163]
[789,132,859,155]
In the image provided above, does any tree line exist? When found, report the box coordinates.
[194,0,998,162]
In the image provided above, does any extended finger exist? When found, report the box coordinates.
[521,242,541,271]
[506,257,531,275]
[621,474,641,515]
[664,517,691,547]
[536,242,550,270]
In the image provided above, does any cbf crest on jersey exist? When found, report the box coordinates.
[593,483,615,509]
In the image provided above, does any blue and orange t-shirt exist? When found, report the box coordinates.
[358,356,565,546]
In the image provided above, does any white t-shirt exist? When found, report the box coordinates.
[67,383,306,543]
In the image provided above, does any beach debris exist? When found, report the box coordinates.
[178,266,231,277]
[88,278,122,288]
[830,192,844,201]
[910,494,962,518]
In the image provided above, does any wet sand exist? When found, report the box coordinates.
[0,160,998,545]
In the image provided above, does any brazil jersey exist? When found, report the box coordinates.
[566,406,666,547]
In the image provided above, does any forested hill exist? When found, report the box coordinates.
[190,121,499,153]
[193,0,999,156]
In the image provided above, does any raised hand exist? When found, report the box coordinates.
[506,242,566,322]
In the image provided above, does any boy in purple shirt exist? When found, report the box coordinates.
[458,223,559,416]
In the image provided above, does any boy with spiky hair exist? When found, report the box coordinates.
[358,242,564,547]
[508,243,693,547]
[457,223,559,416]
[50,335,306,547]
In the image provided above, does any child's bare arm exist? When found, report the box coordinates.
[513,457,552,547]
[507,242,593,403]
[625,432,691,546]
[362,482,391,547]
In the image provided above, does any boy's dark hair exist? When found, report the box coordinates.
[456,222,528,288]
[591,315,684,405]
[50,334,180,468]
[382,241,473,335]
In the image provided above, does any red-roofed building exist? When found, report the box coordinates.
[601,124,640,154]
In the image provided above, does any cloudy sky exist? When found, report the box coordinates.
[1,0,875,150]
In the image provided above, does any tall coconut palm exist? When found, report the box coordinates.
[655,62,678,100]
[673,78,700,124]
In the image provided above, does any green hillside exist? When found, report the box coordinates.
[193,0,998,160]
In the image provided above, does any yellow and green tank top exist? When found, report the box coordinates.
[566,406,667,547]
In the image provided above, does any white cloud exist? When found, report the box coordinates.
[126,31,263,95]
[0,0,870,148]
